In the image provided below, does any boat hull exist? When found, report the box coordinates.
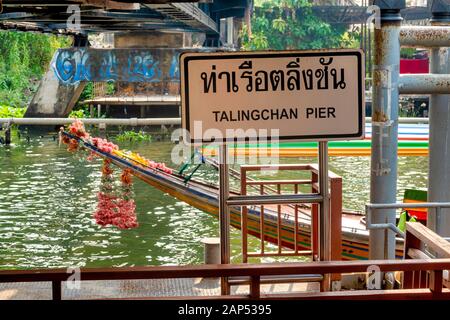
[64,132,404,260]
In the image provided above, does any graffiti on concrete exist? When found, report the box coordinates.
[52,48,183,84]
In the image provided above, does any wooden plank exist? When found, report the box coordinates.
[429,270,443,294]
[403,271,414,289]
[52,281,61,301]
[2,259,450,283]
[330,177,342,283]
[115,295,248,300]
[408,248,431,260]
[260,289,450,300]
[246,251,312,258]
[406,222,450,258]
[239,164,313,172]
[241,167,248,263]
[311,171,319,260]
[246,180,312,186]
[404,229,422,288]
[249,276,260,299]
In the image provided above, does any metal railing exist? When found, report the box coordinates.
[239,164,342,264]
[1,259,450,300]
[403,222,450,290]
[368,3,450,260]
[0,117,180,126]
[365,202,450,239]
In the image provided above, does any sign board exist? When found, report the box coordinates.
[180,49,364,144]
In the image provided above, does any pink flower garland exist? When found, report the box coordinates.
[62,120,176,230]
[93,161,139,230]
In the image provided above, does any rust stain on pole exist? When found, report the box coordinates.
[400,26,450,47]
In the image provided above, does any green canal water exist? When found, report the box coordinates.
[0,132,428,269]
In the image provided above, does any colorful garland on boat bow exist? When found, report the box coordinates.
[60,120,172,229]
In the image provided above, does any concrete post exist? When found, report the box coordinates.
[428,1,450,238]
[201,238,221,264]
[369,0,404,260]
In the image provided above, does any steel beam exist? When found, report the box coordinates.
[0,117,181,126]
[400,26,450,48]
[428,4,450,239]
[369,1,402,260]
[399,74,450,94]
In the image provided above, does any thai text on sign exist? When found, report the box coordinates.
[180,50,365,144]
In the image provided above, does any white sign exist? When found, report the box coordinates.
[180,49,365,144]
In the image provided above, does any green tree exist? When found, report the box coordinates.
[241,0,354,51]
[0,31,71,108]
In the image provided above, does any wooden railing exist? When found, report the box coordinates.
[240,164,342,263]
[1,259,450,300]
[404,222,450,290]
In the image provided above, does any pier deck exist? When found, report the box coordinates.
[0,278,319,300]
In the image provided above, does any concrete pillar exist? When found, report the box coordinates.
[24,68,86,118]
[428,1,450,238]
[114,31,186,119]
[25,34,88,121]
[201,238,221,264]
[369,0,405,260]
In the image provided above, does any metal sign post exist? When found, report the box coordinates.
[318,141,330,289]
[218,143,231,295]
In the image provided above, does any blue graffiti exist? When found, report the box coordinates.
[169,55,180,81]
[52,48,176,84]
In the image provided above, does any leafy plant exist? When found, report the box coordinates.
[116,131,153,143]
[68,108,90,119]
[240,0,353,51]
[0,31,71,108]
[401,48,417,59]
[0,105,26,118]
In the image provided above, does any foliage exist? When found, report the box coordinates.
[79,82,94,102]
[73,81,116,115]
[240,0,354,51]
[69,108,90,119]
[0,31,71,108]
[69,103,107,119]
[400,48,417,59]
[115,131,153,143]
[0,105,26,118]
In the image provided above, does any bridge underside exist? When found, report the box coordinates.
[0,1,429,35]
[0,1,226,34]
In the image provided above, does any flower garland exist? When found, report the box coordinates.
[60,120,173,230]
[93,160,138,230]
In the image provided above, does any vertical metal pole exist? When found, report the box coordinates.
[428,6,450,238]
[219,143,230,295]
[369,4,402,260]
[319,141,330,291]
[318,141,330,262]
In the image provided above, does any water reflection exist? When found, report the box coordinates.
[0,134,428,269]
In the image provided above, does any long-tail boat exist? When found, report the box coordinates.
[203,123,429,157]
[62,130,405,260]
